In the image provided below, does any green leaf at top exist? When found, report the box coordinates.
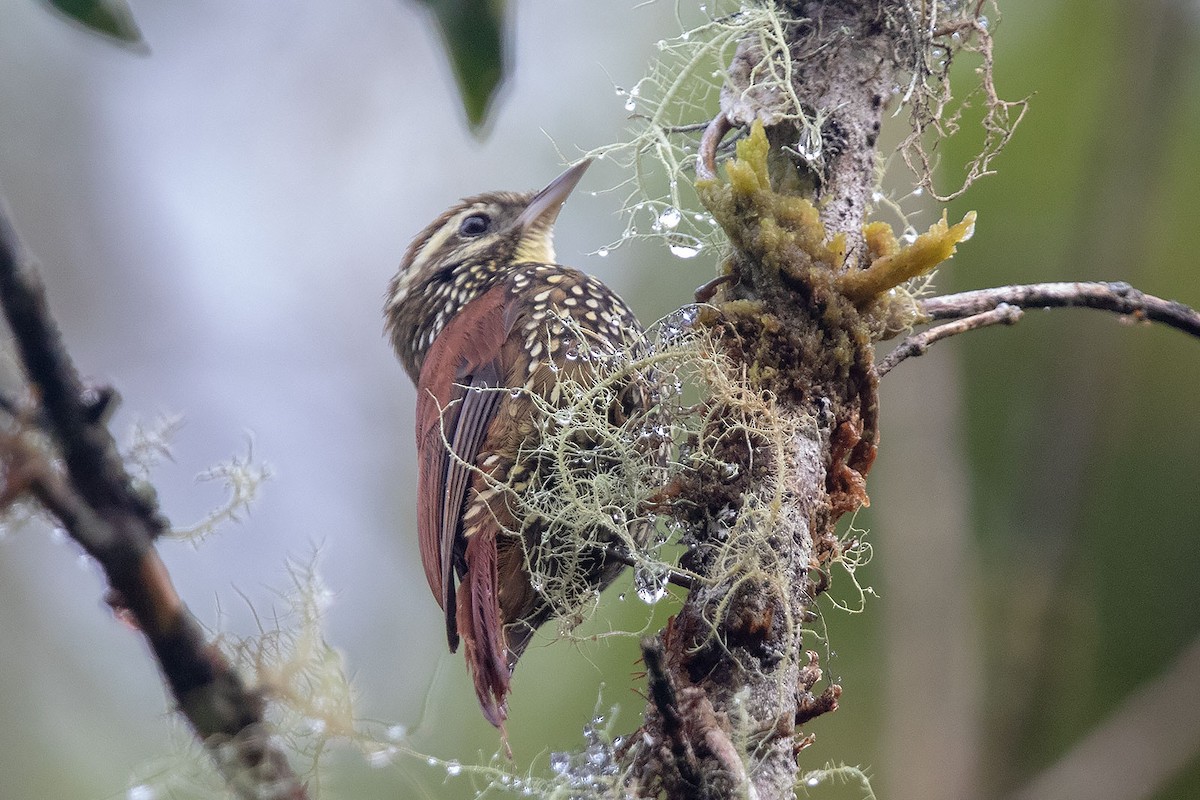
[417,0,507,132]
[46,0,144,45]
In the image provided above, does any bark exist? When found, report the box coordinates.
[630,4,902,798]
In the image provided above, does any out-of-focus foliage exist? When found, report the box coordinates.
[416,0,507,131]
[45,0,142,44]
[39,0,506,130]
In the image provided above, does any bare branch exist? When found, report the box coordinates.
[607,545,697,590]
[0,196,310,800]
[877,303,1022,377]
[920,281,1200,338]
[696,113,732,182]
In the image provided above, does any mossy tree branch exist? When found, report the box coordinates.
[0,197,309,800]
[627,3,1199,799]
[629,4,912,798]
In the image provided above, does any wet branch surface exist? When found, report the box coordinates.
[922,281,1200,337]
[0,199,309,800]
[877,282,1200,376]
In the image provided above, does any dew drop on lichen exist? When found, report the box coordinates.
[658,206,682,229]
[367,747,398,768]
[634,564,669,604]
[667,235,703,259]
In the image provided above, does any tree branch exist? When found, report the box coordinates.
[0,196,309,800]
[877,303,1023,376]
[871,283,1200,377]
[919,281,1200,338]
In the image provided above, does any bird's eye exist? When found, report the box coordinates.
[459,213,491,237]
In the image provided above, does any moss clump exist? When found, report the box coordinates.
[694,121,976,511]
[839,209,976,326]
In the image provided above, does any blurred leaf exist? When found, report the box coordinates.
[45,0,144,44]
[417,0,506,131]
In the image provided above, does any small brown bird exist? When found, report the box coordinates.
[385,162,649,727]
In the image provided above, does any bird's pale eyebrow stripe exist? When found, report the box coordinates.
[408,217,462,276]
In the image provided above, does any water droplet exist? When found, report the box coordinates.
[912,186,924,197]
[666,233,703,259]
[629,85,640,97]
[871,191,884,203]
[806,776,820,787]
[902,229,918,244]
[614,86,625,96]
[367,746,398,767]
[658,206,682,229]
[634,563,669,604]
[597,247,609,257]
[796,127,822,161]
[979,15,990,29]
[680,30,690,40]
[550,752,571,775]
[509,388,522,398]
[624,97,636,112]
[128,785,156,800]
[386,724,407,741]
[446,760,462,776]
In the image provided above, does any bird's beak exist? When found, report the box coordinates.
[517,159,592,232]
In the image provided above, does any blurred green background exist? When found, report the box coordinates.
[1,1,1198,799]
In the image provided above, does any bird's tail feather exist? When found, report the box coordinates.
[459,529,511,728]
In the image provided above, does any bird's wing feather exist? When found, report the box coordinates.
[415,283,513,651]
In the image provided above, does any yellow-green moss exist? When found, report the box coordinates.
[837,210,976,306]
[698,120,976,343]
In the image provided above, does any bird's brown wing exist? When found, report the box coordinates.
[414,284,513,651]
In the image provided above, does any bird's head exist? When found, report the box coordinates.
[385,160,592,380]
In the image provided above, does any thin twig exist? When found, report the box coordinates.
[877,303,1022,376]
[877,282,1200,377]
[606,544,697,590]
[920,281,1200,338]
[0,196,309,800]
[696,113,732,181]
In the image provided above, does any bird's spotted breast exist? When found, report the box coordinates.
[507,264,638,384]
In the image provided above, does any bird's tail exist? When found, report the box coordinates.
[459,529,512,729]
